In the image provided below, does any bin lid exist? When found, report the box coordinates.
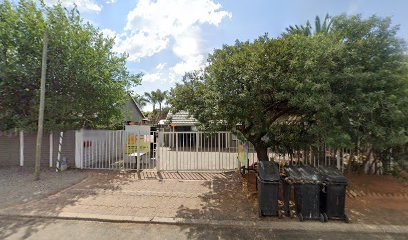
[258,161,280,182]
[317,166,347,184]
[284,165,322,184]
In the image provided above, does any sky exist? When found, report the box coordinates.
[44,0,408,111]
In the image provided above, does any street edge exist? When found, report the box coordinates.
[0,212,407,234]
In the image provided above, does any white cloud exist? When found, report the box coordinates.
[116,32,169,61]
[100,28,117,39]
[115,0,231,64]
[45,0,102,12]
[105,0,117,4]
[143,72,161,83]
[171,55,205,76]
[155,63,167,70]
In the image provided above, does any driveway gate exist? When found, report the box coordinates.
[157,131,239,171]
[75,130,242,172]
[75,129,157,170]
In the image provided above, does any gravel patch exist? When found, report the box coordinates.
[0,166,88,209]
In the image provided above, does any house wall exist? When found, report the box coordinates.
[124,100,144,123]
[0,130,76,168]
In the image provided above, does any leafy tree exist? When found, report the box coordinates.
[170,15,408,162]
[325,15,408,158]
[0,0,141,131]
[171,34,342,160]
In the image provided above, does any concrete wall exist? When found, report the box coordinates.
[0,131,20,167]
[0,130,76,168]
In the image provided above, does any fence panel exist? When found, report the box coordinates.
[157,131,239,171]
[75,129,351,172]
[77,129,157,171]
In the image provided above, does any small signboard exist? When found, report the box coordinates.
[126,134,150,154]
[238,142,248,168]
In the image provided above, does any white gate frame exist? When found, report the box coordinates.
[75,129,157,171]
[157,131,239,172]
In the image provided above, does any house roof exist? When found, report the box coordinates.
[128,94,145,119]
[166,111,200,126]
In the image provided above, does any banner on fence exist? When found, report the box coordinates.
[126,134,150,154]
[238,142,248,167]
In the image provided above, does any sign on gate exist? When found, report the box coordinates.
[238,142,248,167]
[126,135,150,154]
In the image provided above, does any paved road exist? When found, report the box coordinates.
[0,171,257,221]
[1,216,406,240]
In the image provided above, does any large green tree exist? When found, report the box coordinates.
[170,15,408,162]
[0,0,141,131]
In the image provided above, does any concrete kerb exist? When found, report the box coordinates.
[0,212,407,234]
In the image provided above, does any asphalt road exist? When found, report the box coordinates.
[1,216,406,240]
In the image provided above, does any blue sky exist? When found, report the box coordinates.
[45,0,408,111]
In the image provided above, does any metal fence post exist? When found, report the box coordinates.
[137,132,140,171]
[176,133,178,172]
[75,129,83,169]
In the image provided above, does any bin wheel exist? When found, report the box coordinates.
[344,214,350,223]
[323,213,328,222]
[240,166,246,175]
[298,213,304,222]
[319,213,325,223]
[290,210,295,218]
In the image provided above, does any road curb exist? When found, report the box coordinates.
[1,212,407,234]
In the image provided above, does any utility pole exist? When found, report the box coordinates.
[34,29,48,181]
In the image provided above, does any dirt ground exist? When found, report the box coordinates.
[0,167,88,210]
[241,171,408,225]
[345,173,408,225]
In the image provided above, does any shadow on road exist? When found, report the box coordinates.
[175,172,259,239]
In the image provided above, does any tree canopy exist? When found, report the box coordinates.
[0,0,141,131]
[170,14,408,161]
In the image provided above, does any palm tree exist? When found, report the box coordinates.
[314,14,333,34]
[154,89,168,114]
[286,20,312,36]
[133,94,148,108]
[286,14,333,36]
[144,91,157,111]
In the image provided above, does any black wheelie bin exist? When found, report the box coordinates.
[257,161,281,217]
[283,164,325,222]
[318,166,349,223]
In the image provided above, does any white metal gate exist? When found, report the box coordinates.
[75,130,241,172]
[75,129,157,170]
[157,131,239,171]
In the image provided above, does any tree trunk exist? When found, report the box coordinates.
[253,142,269,161]
[159,102,162,120]
[34,30,48,181]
